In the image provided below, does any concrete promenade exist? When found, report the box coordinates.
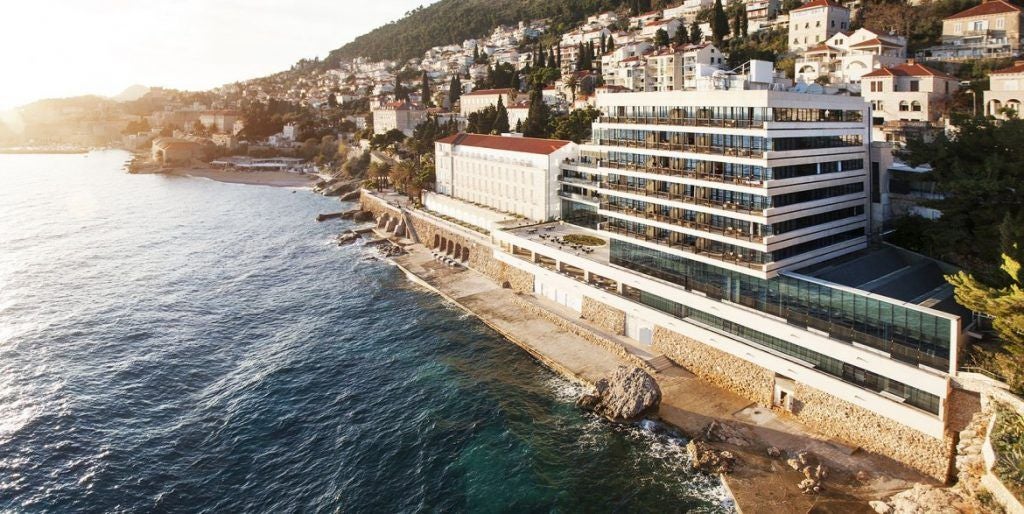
[388,241,932,514]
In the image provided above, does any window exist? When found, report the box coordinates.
[899,101,909,111]
[972,20,984,31]
[955,23,962,33]
[997,17,1005,29]
[909,80,919,92]
[841,21,846,29]
[911,100,922,112]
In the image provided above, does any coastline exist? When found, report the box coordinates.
[357,190,937,513]
[137,166,319,188]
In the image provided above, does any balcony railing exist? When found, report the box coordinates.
[564,159,768,186]
[595,137,767,159]
[556,174,601,187]
[598,116,766,129]
[600,223,767,270]
[601,181,768,215]
[600,202,765,242]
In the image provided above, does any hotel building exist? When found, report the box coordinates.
[485,87,967,480]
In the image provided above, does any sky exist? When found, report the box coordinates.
[0,0,434,110]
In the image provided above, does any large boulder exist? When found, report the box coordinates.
[576,366,661,422]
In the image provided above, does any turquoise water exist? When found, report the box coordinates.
[0,151,731,513]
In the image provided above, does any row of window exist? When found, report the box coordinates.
[770,206,865,236]
[603,175,866,211]
[597,130,863,152]
[600,106,863,123]
[627,286,940,414]
[772,158,864,180]
[607,240,953,368]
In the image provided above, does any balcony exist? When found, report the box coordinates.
[601,181,768,215]
[557,174,601,187]
[600,223,767,270]
[595,137,767,159]
[598,116,766,129]
[600,202,765,242]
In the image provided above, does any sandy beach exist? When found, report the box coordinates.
[137,166,319,188]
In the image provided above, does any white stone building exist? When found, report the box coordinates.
[371,101,428,136]
[788,0,851,51]
[459,88,517,117]
[794,28,907,91]
[433,133,577,223]
[861,61,960,144]
[984,59,1024,118]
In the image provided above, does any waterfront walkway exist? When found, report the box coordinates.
[389,242,930,513]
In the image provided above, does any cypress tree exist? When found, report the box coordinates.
[712,0,730,44]
[522,86,551,138]
[690,21,703,44]
[448,75,461,107]
[538,47,546,68]
[420,71,432,107]
[548,47,557,68]
[606,36,615,52]
[493,96,510,134]
[473,44,479,62]
[741,10,749,36]
[674,22,689,46]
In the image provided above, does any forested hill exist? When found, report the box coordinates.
[325,0,637,65]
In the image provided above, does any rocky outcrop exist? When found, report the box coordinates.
[786,451,828,494]
[337,231,360,245]
[873,484,984,514]
[686,440,737,474]
[576,366,661,422]
[352,210,374,222]
[703,420,753,447]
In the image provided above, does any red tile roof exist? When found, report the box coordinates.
[945,0,1020,20]
[464,88,515,96]
[804,43,840,53]
[436,133,572,155]
[992,60,1024,74]
[861,62,957,79]
[791,0,848,12]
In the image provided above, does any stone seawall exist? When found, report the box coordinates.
[360,190,534,294]
[581,296,626,336]
[653,326,954,482]
[512,295,653,374]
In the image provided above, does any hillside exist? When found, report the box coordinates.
[325,0,634,65]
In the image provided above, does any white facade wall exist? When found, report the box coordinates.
[788,5,851,51]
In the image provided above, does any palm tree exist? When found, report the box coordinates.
[369,161,392,192]
[566,74,579,104]
[390,159,418,199]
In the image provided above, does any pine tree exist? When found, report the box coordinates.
[654,28,670,47]
[448,75,461,108]
[690,21,703,44]
[548,47,557,68]
[515,119,523,132]
[493,96,510,134]
[420,71,432,107]
[606,36,615,52]
[674,23,689,46]
[712,0,730,43]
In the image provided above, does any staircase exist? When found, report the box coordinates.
[645,354,675,373]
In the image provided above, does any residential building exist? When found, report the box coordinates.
[646,44,725,91]
[602,42,656,90]
[432,133,577,225]
[794,28,907,90]
[984,59,1024,117]
[917,0,1022,61]
[460,88,517,117]
[485,88,967,481]
[641,18,683,39]
[788,0,851,51]
[665,0,714,24]
[746,0,781,32]
[372,101,428,136]
[629,10,663,29]
[151,138,201,165]
[198,110,241,133]
[861,61,960,144]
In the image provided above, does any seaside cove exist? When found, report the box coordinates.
[0,151,730,512]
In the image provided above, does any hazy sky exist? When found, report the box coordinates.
[0,0,433,109]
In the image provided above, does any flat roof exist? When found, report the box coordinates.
[795,245,968,317]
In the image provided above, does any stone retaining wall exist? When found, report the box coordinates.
[652,325,955,482]
[360,190,534,294]
[581,296,626,336]
[653,327,774,406]
[512,295,653,374]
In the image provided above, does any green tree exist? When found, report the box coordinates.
[565,73,580,103]
[690,21,703,44]
[390,159,419,199]
[712,0,730,43]
[522,86,552,138]
[654,28,671,47]
[606,35,615,52]
[947,253,1024,392]
[448,75,462,108]
[673,23,689,46]
[420,71,433,106]
[369,161,392,191]
[493,96,510,134]
[552,106,602,143]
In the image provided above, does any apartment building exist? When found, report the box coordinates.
[984,59,1024,118]
[788,0,851,51]
[645,44,725,92]
[918,0,1022,61]
[665,0,714,24]
[433,133,576,224]
[861,61,960,143]
[486,87,966,481]
[794,28,907,90]
[459,88,517,117]
[371,101,428,136]
[746,0,780,32]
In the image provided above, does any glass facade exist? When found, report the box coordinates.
[599,105,863,126]
[627,287,941,414]
[561,200,599,228]
[609,240,953,370]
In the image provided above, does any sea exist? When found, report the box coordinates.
[0,150,732,513]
